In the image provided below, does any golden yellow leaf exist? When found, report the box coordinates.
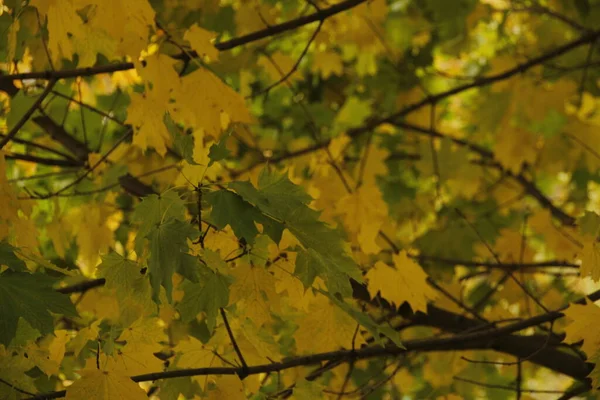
[86,0,156,58]
[21,331,70,376]
[335,185,388,254]
[169,68,252,139]
[311,50,343,79]
[366,251,437,313]
[230,319,280,365]
[207,375,245,400]
[229,263,280,327]
[100,341,163,376]
[127,92,172,157]
[65,368,147,400]
[581,235,600,282]
[184,24,219,62]
[137,53,181,99]
[174,336,220,369]
[294,293,364,354]
[563,302,600,357]
[494,127,538,174]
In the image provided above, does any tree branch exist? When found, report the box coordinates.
[0,0,366,84]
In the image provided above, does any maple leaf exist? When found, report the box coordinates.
[580,235,600,282]
[335,185,388,254]
[169,68,252,138]
[207,376,245,400]
[366,251,437,313]
[294,293,363,354]
[229,262,280,328]
[0,272,77,346]
[184,24,219,62]
[65,368,147,400]
[230,168,363,295]
[127,92,172,157]
[178,268,231,332]
[147,219,199,302]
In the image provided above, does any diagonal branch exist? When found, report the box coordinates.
[0,0,366,84]
[391,121,577,226]
[347,28,600,138]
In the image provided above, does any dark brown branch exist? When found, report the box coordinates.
[347,28,600,138]
[0,133,81,162]
[55,278,105,294]
[4,152,81,167]
[0,0,366,84]
[417,255,578,269]
[220,308,249,378]
[51,276,598,384]
[0,378,36,396]
[23,312,592,400]
[453,376,564,394]
[394,121,577,226]
[233,30,600,183]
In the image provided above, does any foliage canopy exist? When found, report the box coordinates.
[1,0,600,399]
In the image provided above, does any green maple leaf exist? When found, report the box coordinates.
[208,138,230,166]
[228,168,362,296]
[0,241,27,272]
[228,168,312,222]
[97,252,150,304]
[133,191,187,254]
[148,219,199,303]
[178,269,232,332]
[173,133,199,165]
[0,272,77,346]
[205,189,284,244]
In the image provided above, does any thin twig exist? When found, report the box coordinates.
[219,308,249,379]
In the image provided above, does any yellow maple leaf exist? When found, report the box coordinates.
[229,263,280,327]
[127,92,172,157]
[69,322,100,357]
[494,126,538,174]
[0,152,20,230]
[65,368,147,400]
[528,209,581,259]
[137,53,181,100]
[230,319,280,365]
[366,251,437,313]
[87,0,156,58]
[184,24,219,62]
[23,330,69,376]
[311,50,343,79]
[0,346,37,395]
[294,293,365,354]
[169,68,252,139]
[581,235,600,282]
[335,185,388,254]
[563,302,600,357]
[100,341,163,376]
[208,375,245,400]
[174,336,221,369]
[65,203,118,274]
